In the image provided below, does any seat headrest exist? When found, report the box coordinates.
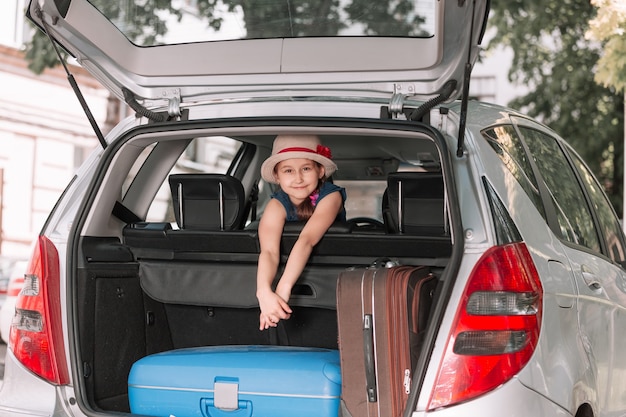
[169,174,245,230]
[383,171,446,235]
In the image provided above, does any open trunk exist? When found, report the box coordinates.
[76,229,452,412]
[69,121,457,415]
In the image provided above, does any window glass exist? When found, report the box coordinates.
[335,180,387,221]
[89,0,437,45]
[481,125,546,220]
[144,136,241,222]
[570,151,626,263]
[519,128,601,252]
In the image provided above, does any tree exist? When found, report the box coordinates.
[488,0,625,216]
[586,0,626,93]
[586,0,626,227]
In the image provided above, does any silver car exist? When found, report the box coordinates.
[1,1,624,417]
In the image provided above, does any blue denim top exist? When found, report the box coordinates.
[271,182,347,222]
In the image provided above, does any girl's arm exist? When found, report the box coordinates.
[274,191,343,302]
[256,199,291,329]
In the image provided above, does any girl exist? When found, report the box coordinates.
[256,135,346,330]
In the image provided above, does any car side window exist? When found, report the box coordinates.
[144,137,241,222]
[570,151,626,263]
[481,125,546,220]
[519,127,601,253]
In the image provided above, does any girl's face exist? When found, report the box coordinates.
[274,158,325,204]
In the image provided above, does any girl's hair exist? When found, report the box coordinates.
[297,162,324,221]
[296,188,318,221]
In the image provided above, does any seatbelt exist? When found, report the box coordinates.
[248,183,259,223]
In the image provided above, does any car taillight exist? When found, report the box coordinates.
[9,236,69,385]
[7,275,25,297]
[428,242,542,409]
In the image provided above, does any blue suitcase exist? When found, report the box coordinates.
[128,345,341,417]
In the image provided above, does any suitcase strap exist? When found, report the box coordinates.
[362,269,380,417]
[363,313,376,402]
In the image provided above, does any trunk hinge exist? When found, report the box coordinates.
[456,0,478,158]
[381,91,408,119]
[389,92,406,118]
[36,8,107,150]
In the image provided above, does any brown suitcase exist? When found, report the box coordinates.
[336,263,436,417]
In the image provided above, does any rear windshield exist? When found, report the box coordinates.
[88,0,437,46]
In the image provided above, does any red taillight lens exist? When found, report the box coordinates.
[428,242,542,409]
[9,236,69,385]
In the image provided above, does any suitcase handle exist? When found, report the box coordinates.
[200,398,253,417]
[363,314,377,402]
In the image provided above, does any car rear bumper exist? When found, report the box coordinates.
[0,350,73,417]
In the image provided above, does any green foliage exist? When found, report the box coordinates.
[82,0,181,45]
[195,0,345,37]
[24,27,60,75]
[586,0,626,93]
[489,0,625,215]
[595,35,626,93]
[344,0,427,36]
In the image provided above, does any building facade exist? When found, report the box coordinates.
[0,0,110,258]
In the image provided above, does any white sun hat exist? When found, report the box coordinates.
[260,135,337,184]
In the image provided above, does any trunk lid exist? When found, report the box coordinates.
[27,0,489,105]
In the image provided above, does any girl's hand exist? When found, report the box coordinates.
[258,290,292,330]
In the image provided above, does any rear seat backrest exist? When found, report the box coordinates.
[168,174,246,230]
[383,171,447,235]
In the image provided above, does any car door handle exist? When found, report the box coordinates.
[581,266,602,292]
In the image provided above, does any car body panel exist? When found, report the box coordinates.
[437,104,602,415]
[0,350,60,416]
[3,2,625,417]
[414,377,570,416]
[565,247,626,412]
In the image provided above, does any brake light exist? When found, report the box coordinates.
[428,242,542,409]
[9,236,69,385]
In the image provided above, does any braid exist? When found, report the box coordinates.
[296,196,316,221]
[296,168,324,221]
